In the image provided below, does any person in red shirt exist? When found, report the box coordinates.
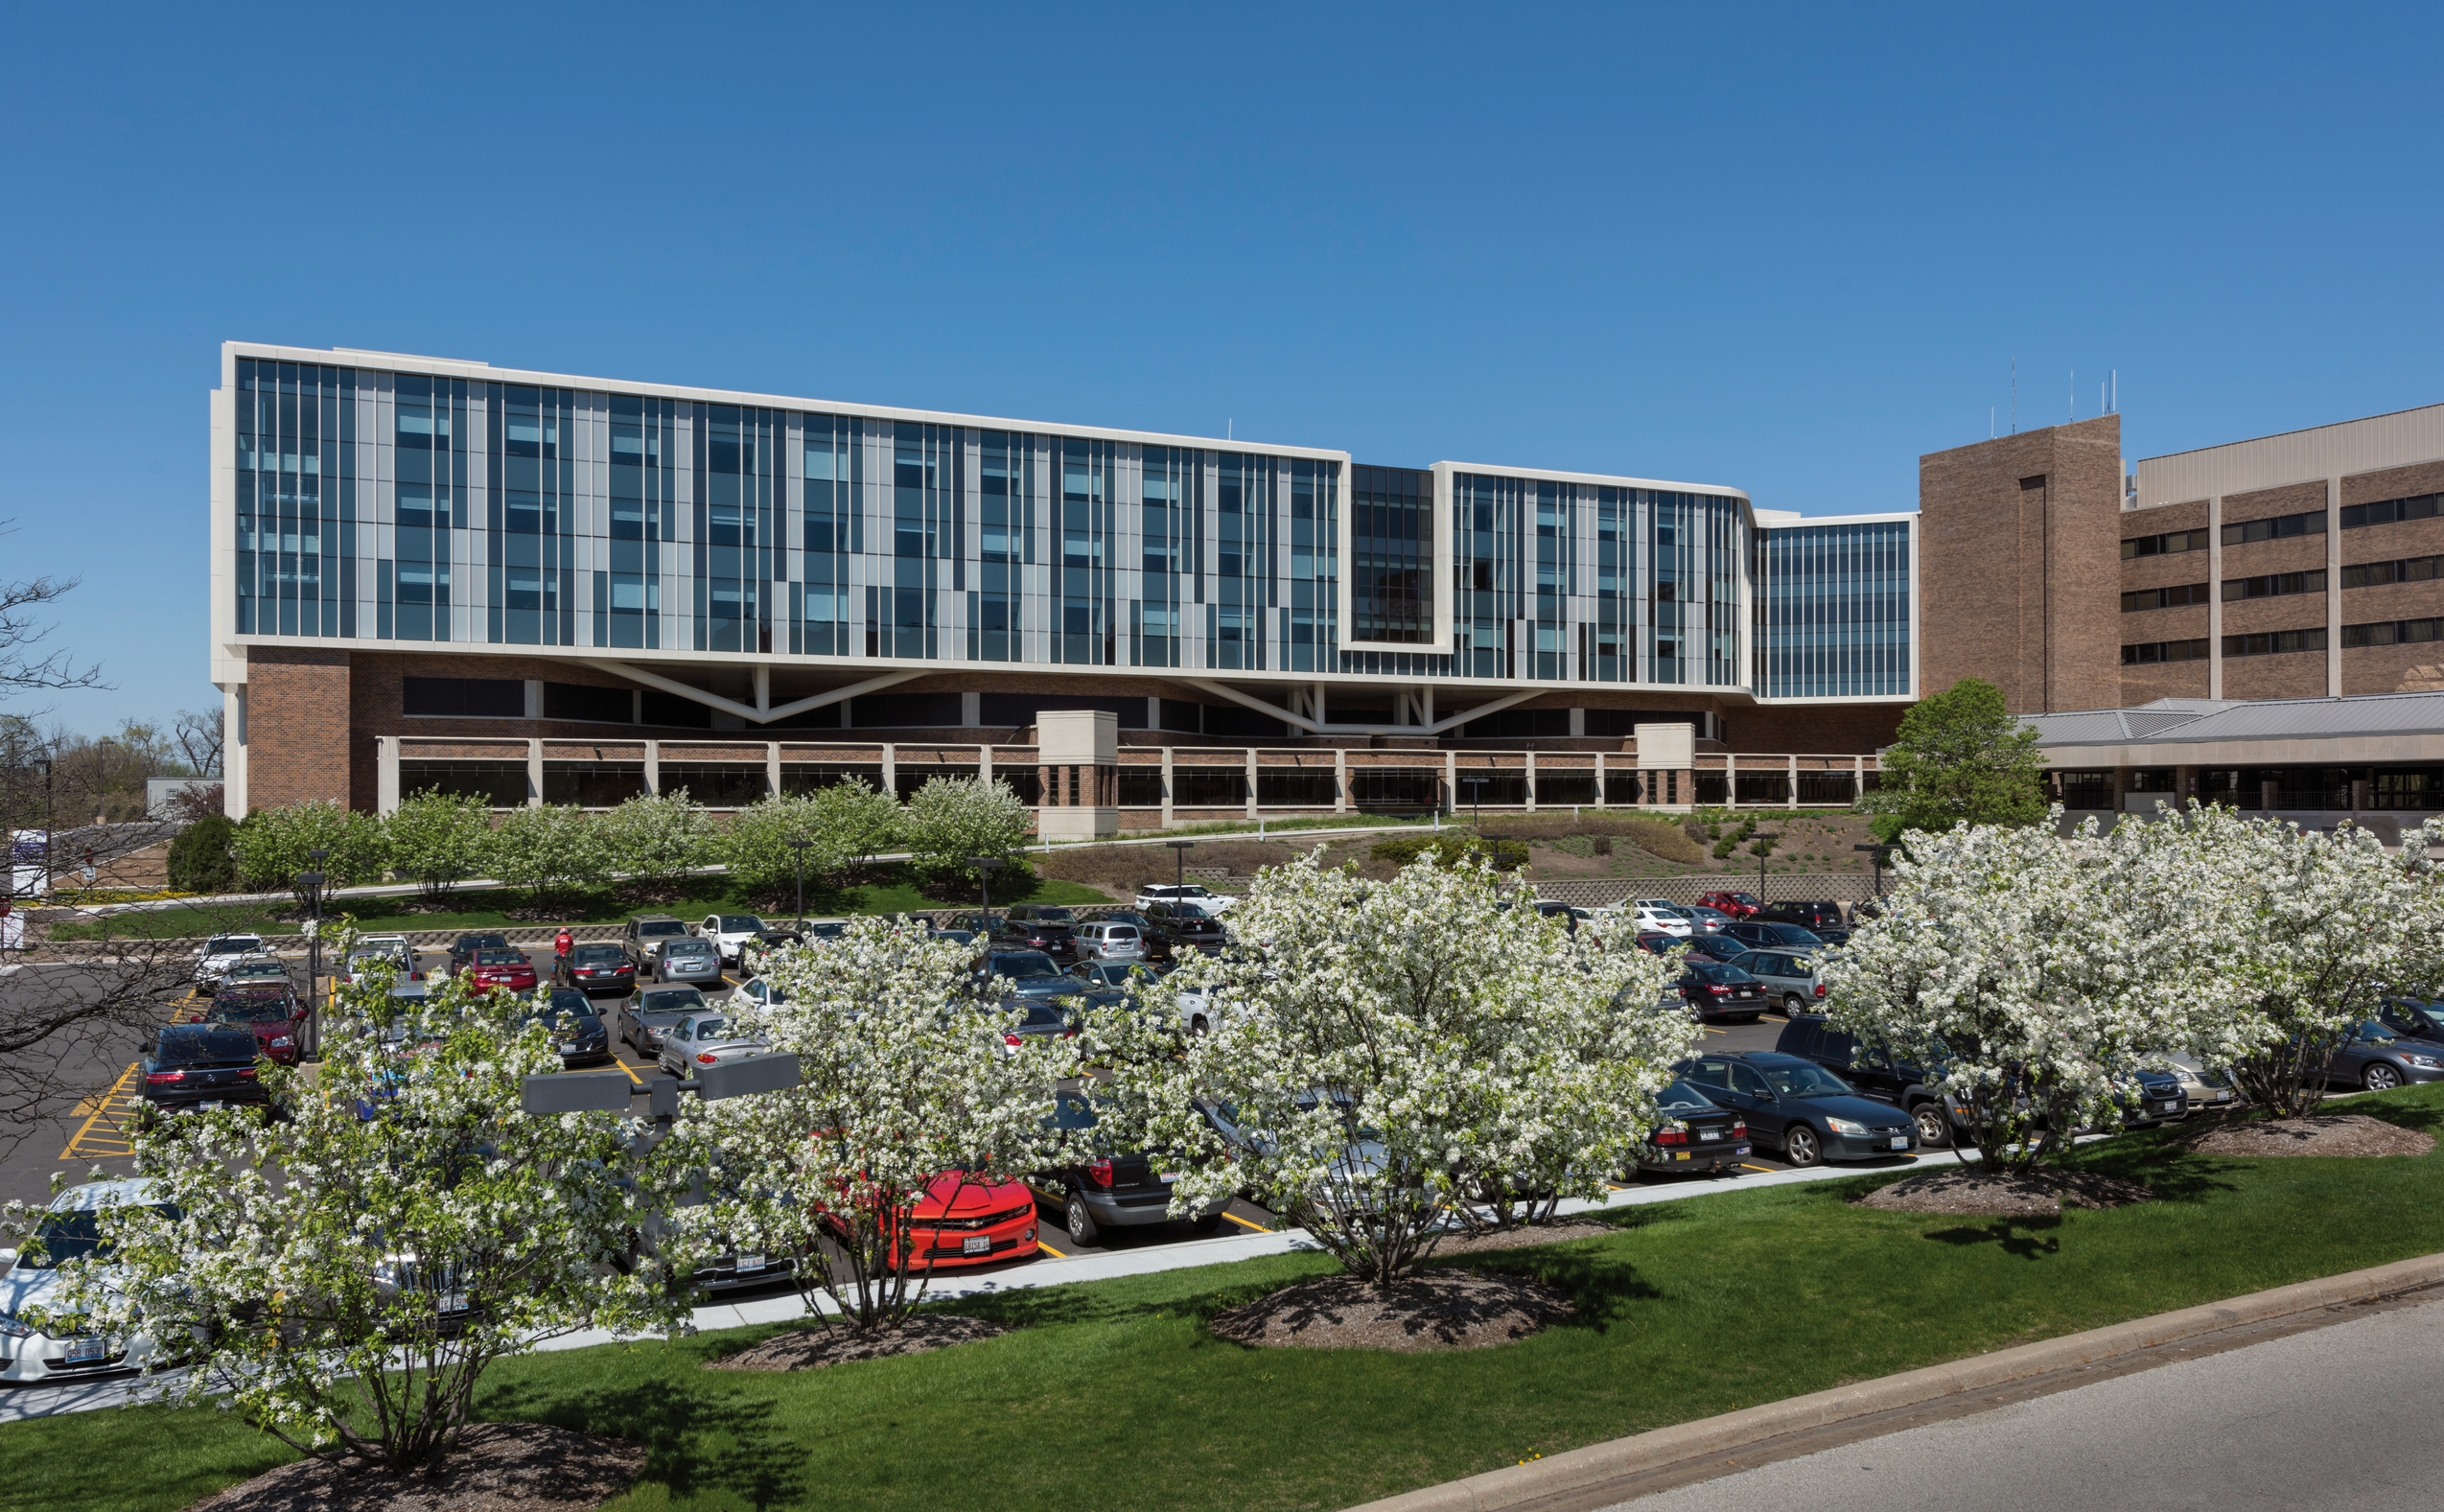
[553,927,574,974]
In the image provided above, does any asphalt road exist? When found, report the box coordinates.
[1618,1296,2444,1511]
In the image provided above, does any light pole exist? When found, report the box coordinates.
[296,848,330,1059]
[786,838,811,931]
[968,856,1007,924]
[1853,842,1897,897]
[1753,830,1781,900]
[1462,777,1489,832]
[1166,839,1195,896]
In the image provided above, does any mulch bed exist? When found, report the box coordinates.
[706,1312,1008,1371]
[1854,1166,2153,1218]
[186,1423,640,1512]
[2183,1113,2434,1159]
[1209,1270,1574,1352]
[1419,1221,1620,1260]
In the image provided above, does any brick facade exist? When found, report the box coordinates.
[245,646,353,811]
[1919,414,2123,714]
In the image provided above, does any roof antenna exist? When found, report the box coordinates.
[2111,368,2117,413]
[2011,358,2016,433]
[1990,406,1995,439]
[2070,367,2076,422]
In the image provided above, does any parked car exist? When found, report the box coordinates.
[1032,1088,1227,1244]
[999,997,1081,1057]
[2318,1020,2444,1092]
[878,1172,1040,1269]
[518,989,614,1068]
[1695,890,1763,919]
[1720,919,1827,952]
[216,956,294,996]
[1145,900,1227,953]
[1633,906,1691,939]
[1072,919,1150,964]
[1756,899,1846,932]
[994,905,1080,959]
[980,951,1092,1004]
[1135,882,1237,916]
[0,1179,180,1383]
[2109,1069,2191,1127]
[136,1024,271,1128]
[1631,1079,1752,1175]
[621,915,691,965]
[656,1012,772,1077]
[1530,900,1585,933]
[1776,1014,1967,1149]
[1850,898,1887,922]
[1731,947,1827,1015]
[2167,1057,2242,1114]
[1632,930,1685,956]
[695,914,793,968]
[1681,934,1752,966]
[192,935,267,989]
[1671,960,1769,1023]
[623,986,710,1058]
[558,942,637,995]
[1674,1051,1916,1167]
[460,947,539,996]
[2379,997,2444,1047]
[1068,961,1161,993]
[198,987,310,1065]
[342,935,417,986]
[646,935,723,987]
[447,933,510,973]
[1682,906,1734,935]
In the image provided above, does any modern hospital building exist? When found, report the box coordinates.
[207,341,2444,832]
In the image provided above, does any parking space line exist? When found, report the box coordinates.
[61,1062,140,1161]
[1222,1211,1272,1234]
[1036,1240,1069,1259]
[1739,1163,1779,1173]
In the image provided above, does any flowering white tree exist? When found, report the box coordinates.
[898,776,1032,893]
[39,960,684,1474]
[2193,805,2444,1115]
[595,786,715,896]
[1084,849,1689,1284]
[658,915,1073,1333]
[482,802,605,904]
[382,787,494,901]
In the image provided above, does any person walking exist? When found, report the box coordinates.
[553,926,574,979]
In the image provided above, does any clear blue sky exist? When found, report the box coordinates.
[6,3,2440,736]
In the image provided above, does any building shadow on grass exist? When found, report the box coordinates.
[481,1376,809,1508]
[1921,1217,2065,1260]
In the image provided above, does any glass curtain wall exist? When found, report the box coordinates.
[1756,521,1912,697]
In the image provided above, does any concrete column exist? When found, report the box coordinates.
[1334,748,1347,814]
[882,742,897,801]
[1245,747,1259,819]
[526,738,544,808]
[2262,779,2281,813]
[1853,754,1865,804]
[1594,751,1608,806]
[376,736,401,815]
[2328,475,2344,696]
[1525,750,1538,812]
[980,743,992,786]
[643,739,660,796]
[1160,745,1175,829]
[1787,754,1799,809]
[2353,778,2370,814]
[764,741,780,803]
[2207,494,2224,700]
[1444,749,1457,814]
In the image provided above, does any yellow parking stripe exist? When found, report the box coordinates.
[1221,1211,1272,1234]
[62,1062,140,1160]
[1739,1163,1778,1173]
[1036,1240,1070,1259]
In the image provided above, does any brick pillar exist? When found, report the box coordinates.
[243,647,354,811]
[1037,762,1051,809]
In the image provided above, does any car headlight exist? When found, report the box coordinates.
[0,1313,35,1339]
[270,1035,292,1047]
[2404,1056,2443,1070]
[1827,1117,1868,1136]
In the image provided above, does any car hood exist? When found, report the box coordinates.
[0,1264,124,1322]
[911,1172,1030,1220]
[1792,1094,1911,1126]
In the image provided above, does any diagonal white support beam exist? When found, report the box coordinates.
[578,662,926,726]
[1178,679,1548,736]
[1178,678,1318,733]
[1415,686,1542,735]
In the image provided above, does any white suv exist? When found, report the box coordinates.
[343,934,416,985]
[1133,883,1235,916]
[193,934,266,987]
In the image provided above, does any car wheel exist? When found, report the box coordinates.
[1064,1193,1101,1245]
[2364,1063,2405,1092]
[1189,1014,1209,1035]
[1782,1125,1823,1167]
[1912,1103,1953,1148]
[1782,993,1805,1015]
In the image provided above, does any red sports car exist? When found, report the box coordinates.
[896,1172,1040,1268]
[462,947,539,994]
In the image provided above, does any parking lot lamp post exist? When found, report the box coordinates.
[786,838,811,931]
[1853,842,1897,896]
[1753,831,1781,900]
[969,856,1006,922]
[1166,839,1195,895]
[1462,777,1488,833]
[297,848,329,1058]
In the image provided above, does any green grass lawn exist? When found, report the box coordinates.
[44,868,1113,942]
[12,1088,2444,1512]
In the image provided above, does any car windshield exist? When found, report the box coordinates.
[459,935,506,949]
[1172,904,1211,919]
[1031,908,1075,922]
[640,989,707,1013]
[807,921,848,938]
[573,944,623,963]
[206,937,262,955]
[1688,908,1729,922]
[1771,925,1826,946]
[2398,1002,2444,1027]
[473,949,524,966]
[991,953,1060,980]
[227,960,285,975]
[204,997,292,1023]
[1690,962,1754,983]
[25,1203,180,1268]
[663,939,713,956]
[1018,1001,1071,1029]
[1654,1079,1716,1114]
[637,919,684,936]
[690,1017,731,1039]
[1762,1062,1856,1098]
[159,1029,261,1064]
[717,916,765,932]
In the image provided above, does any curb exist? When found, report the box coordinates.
[1343,1250,2444,1511]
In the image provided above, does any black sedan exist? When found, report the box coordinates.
[137,1025,271,1128]
[1719,920,1827,953]
[1673,960,1769,1023]
[1145,900,1227,953]
[994,906,1079,958]
[1674,1051,1916,1168]
[980,951,1092,1004]
[1632,1079,1751,1176]
[558,942,638,996]
[2319,1020,2444,1092]
[518,989,615,1067]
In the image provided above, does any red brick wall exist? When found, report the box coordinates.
[248,647,354,811]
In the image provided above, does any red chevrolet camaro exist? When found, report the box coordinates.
[896,1172,1041,1268]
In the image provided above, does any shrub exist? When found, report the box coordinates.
[383,788,494,900]
[231,801,389,903]
[899,777,1033,892]
[724,794,842,898]
[483,803,605,903]
[809,779,902,872]
[1370,834,1528,871]
[1592,834,1613,855]
[595,788,715,896]
[166,812,238,894]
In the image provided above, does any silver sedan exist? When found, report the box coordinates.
[656,1013,772,1078]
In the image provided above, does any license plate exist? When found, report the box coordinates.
[1157,1171,1183,1184]
[2215,1089,2232,1101]
[962,1235,990,1254]
[199,1101,223,1111]
[64,1340,107,1362]
[559,1043,579,1054]
[2156,1101,2176,1112]
[439,1292,468,1313]
[734,1253,764,1272]
[1890,1136,1910,1149]
[1673,1151,1689,1161]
